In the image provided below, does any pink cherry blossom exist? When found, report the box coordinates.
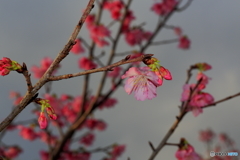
[181,84,200,102]
[84,118,107,131]
[111,145,125,157]
[190,92,214,108]
[4,146,22,159]
[61,104,77,123]
[9,91,23,106]
[103,0,124,20]
[121,67,161,101]
[196,72,211,89]
[38,112,48,129]
[98,97,118,110]
[90,25,110,38]
[125,29,151,46]
[80,132,95,146]
[86,14,95,26]
[85,118,98,130]
[40,150,49,160]
[86,23,111,47]
[70,39,85,54]
[175,142,201,160]
[96,120,107,131]
[72,96,83,112]
[174,27,182,36]
[78,57,97,70]
[107,66,122,77]
[91,36,109,47]
[199,128,215,142]
[151,0,177,16]
[151,3,165,16]
[181,82,214,116]
[178,36,190,49]
[18,125,38,141]
[219,133,228,142]
[122,10,135,32]
[186,92,214,116]
[31,57,60,79]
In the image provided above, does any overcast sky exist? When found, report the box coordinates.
[0,0,240,160]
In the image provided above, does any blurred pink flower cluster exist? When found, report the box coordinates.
[181,63,214,116]
[86,14,111,47]
[103,0,124,20]
[175,138,202,160]
[151,0,177,16]
[31,57,60,79]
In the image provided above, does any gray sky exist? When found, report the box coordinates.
[0,0,240,160]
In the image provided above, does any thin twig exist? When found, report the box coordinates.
[107,20,118,28]
[79,37,90,49]
[86,143,113,153]
[204,92,240,108]
[185,64,197,84]
[165,142,179,146]
[163,25,176,30]
[115,50,134,56]
[11,118,37,125]
[177,0,193,12]
[22,62,33,93]
[151,39,179,46]
[149,141,156,151]
[47,54,152,81]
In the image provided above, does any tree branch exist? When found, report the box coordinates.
[0,0,95,132]
[47,54,152,81]
[151,38,179,46]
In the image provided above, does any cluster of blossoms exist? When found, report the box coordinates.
[199,128,215,142]
[103,1,152,46]
[172,27,191,50]
[122,57,172,101]
[0,57,22,76]
[78,57,97,70]
[45,94,117,124]
[0,146,22,159]
[9,91,23,106]
[37,99,57,129]
[4,92,120,159]
[151,0,177,16]
[103,0,124,20]
[151,1,190,49]
[198,129,239,160]
[70,38,97,70]
[175,138,202,160]
[124,28,152,46]
[199,128,236,148]
[71,39,85,54]
[31,57,60,79]
[85,14,111,47]
[181,63,214,116]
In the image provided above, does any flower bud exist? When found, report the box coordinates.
[38,112,48,129]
